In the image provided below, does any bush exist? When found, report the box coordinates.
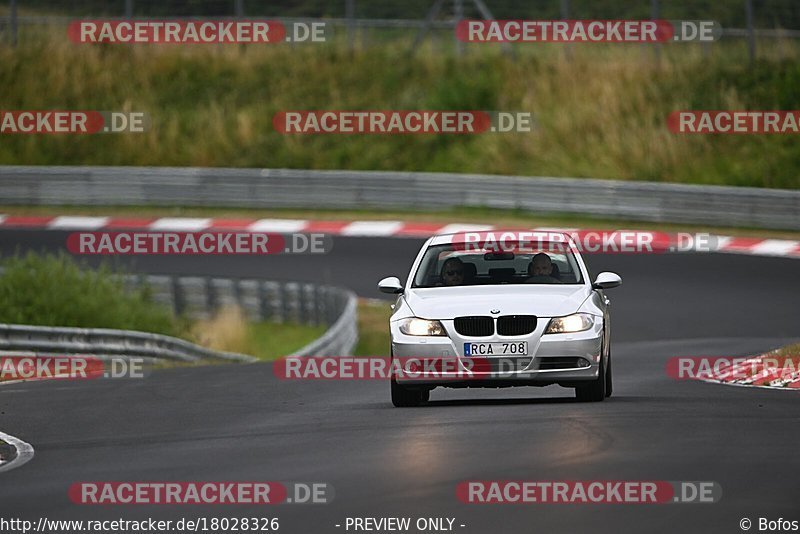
[0,252,178,336]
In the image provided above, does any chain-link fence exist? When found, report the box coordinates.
[2,0,799,61]
[2,0,799,27]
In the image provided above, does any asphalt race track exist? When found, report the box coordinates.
[0,230,798,534]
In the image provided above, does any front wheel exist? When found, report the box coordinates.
[390,350,429,407]
[604,353,613,398]
[575,358,606,402]
[391,377,429,407]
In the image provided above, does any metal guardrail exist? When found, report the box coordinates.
[1,166,798,230]
[0,323,255,363]
[288,294,358,357]
[121,273,354,326]
[0,273,359,362]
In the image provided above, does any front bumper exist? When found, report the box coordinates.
[391,317,603,387]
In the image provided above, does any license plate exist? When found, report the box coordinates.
[464,342,528,356]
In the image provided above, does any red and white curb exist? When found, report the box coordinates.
[699,352,800,390]
[1,215,798,258]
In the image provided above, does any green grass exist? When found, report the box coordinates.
[354,300,393,357]
[241,321,327,360]
[186,304,328,361]
[0,35,799,188]
[774,343,800,360]
[0,252,180,335]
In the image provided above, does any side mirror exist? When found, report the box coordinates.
[378,276,404,294]
[592,272,622,290]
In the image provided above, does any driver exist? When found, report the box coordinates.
[526,253,562,283]
[440,257,465,286]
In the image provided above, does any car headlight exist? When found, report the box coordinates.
[398,317,447,336]
[544,313,595,334]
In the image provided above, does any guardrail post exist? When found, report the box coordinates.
[314,285,325,325]
[286,282,302,323]
[172,275,185,317]
[211,277,238,313]
[745,0,756,64]
[454,0,464,56]
[307,283,319,325]
[560,0,571,61]
[256,280,267,321]
[238,279,261,321]
[282,283,296,323]
[263,281,282,322]
[174,277,211,319]
[651,0,661,65]
[298,283,309,325]
[346,0,355,51]
[9,0,18,47]
[133,273,177,312]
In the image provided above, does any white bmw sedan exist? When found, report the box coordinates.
[378,232,622,407]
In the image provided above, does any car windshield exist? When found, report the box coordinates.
[412,242,584,288]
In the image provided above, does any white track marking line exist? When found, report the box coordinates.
[532,227,580,233]
[0,430,34,474]
[750,239,800,257]
[247,219,308,233]
[49,216,110,230]
[437,223,494,234]
[340,221,404,236]
[149,217,212,231]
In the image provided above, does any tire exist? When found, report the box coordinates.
[391,377,428,407]
[390,350,429,407]
[604,353,613,398]
[575,357,606,402]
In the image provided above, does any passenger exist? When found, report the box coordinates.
[526,253,562,283]
[440,258,465,286]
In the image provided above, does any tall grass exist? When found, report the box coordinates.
[0,34,798,188]
[0,252,178,334]
[190,305,327,360]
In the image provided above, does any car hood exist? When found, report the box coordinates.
[403,285,591,319]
